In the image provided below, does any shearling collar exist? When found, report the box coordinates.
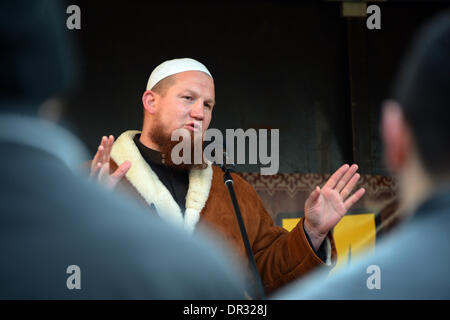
[110,130,213,234]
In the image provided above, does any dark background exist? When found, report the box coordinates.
[61,1,449,174]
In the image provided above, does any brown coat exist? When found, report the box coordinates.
[108,130,337,294]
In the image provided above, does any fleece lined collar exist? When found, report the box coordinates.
[110,130,213,233]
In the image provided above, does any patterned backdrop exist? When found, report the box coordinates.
[237,172,400,266]
[238,172,398,221]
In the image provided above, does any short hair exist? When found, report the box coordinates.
[392,10,450,179]
[142,74,177,120]
[150,74,177,97]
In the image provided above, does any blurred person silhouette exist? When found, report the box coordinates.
[0,0,247,299]
[275,10,450,299]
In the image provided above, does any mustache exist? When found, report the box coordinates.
[149,125,207,171]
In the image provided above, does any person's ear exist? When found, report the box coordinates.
[381,100,412,173]
[142,90,157,115]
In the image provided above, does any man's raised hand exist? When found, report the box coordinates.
[89,135,131,189]
[303,164,365,251]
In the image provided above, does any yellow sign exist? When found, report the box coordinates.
[282,213,376,271]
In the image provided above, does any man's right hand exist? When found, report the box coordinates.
[90,135,131,189]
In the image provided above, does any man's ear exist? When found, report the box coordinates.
[142,90,157,114]
[381,100,413,173]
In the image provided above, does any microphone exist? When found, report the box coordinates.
[205,138,235,171]
[219,139,265,299]
[220,139,235,173]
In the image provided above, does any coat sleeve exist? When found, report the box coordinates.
[232,173,337,295]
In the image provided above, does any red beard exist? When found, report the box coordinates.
[148,122,207,171]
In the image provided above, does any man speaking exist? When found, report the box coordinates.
[89,58,365,294]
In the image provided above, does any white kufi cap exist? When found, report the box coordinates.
[146,58,212,91]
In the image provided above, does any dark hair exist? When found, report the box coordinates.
[0,0,77,112]
[392,10,450,179]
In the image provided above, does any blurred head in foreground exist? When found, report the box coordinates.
[274,10,450,300]
[0,0,247,299]
[382,10,450,216]
[0,0,77,119]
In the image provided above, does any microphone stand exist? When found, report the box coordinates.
[221,163,265,300]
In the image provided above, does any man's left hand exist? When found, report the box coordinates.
[303,164,366,251]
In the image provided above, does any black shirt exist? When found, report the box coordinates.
[133,134,189,214]
[133,134,327,261]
